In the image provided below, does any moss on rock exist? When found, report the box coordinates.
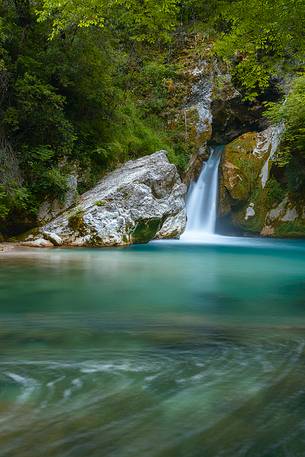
[131,218,162,244]
[68,209,86,235]
[222,132,265,202]
[273,220,305,238]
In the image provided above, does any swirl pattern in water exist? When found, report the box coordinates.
[1,240,305,456]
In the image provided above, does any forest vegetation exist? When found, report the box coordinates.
[0,0,305,234]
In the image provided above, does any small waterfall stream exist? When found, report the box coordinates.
[181,146,223,241]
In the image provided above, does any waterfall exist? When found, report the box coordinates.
[181,146,223,241]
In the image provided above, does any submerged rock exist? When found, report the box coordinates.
[28,152,186,247]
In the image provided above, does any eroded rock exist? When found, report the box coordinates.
[29,152,186,247]
[219,127,305,237]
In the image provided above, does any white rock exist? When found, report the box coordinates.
[156,210,186,239]
[267,197,289,222]
[42,231,63,246]
[21,238,54,248]
[281,207,298,222]
[35,152,186,247]
[255,124,284,188]
[245,203,255,220]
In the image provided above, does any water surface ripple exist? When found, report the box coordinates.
[0,240,305,456]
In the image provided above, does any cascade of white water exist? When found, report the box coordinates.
[181,146,223,241]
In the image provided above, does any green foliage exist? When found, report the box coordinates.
[8,73,76,154]
[132,61,178,114]
[111,97,173,160]
[0,184,32,229]
[0,186,9,221]
[2,0,305,236]
[274,220,305,238]
[0,1,182,233]
[68,209,86,234]
[37,0,180,43]
[212,0,305,99]
[267,76,305,157]
[265,178,286,205]
[95,200,107,207]
[266,76,305,195]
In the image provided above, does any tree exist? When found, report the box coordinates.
[37,0,180,43]
[214,0,305,99]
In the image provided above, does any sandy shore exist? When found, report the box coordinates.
[0,242,46,254]
[0,242,25,253]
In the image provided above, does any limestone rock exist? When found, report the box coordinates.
[211,73,268,144]
[245,203,255,221]
[32,152,186,247]
[262,198,305,237]
[266,197,289,223]
[218,126,305,237]
[20,238,54,248]
[38,174,78,224]
[42,231,63,246]
[156,210,186,239]
[183,61,214,186]
[281,207,298,223]
[221,132,265,204]
[261,226,275,237]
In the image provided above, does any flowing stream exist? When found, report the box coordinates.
[1,241,305,456]
[181,146,223,241]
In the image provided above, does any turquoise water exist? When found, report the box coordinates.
[1,238,305,456]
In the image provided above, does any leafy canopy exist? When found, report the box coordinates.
[213,0,305,99]
[37,0,180,43]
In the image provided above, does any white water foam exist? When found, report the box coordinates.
[181,146,222,242]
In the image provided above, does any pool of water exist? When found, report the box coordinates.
[1,238,305,456]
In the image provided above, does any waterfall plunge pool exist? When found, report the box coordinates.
[1,239,305,456]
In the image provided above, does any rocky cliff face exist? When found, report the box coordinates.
[182,48,269,187]
[23,152,186,247]
[219,127,305,237]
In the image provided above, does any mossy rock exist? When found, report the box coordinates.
[131,218,162,244]
[95,200,107,207]
[273,220,305,238]
[179,107,212,149]
[230,178,288,234]
[218,175,232,217]
[222,132,266,202]
[68,209,87,235]
[225,132,258,156]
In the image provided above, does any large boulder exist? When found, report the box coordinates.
[25,151,186,247]
[219,126,305,237]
